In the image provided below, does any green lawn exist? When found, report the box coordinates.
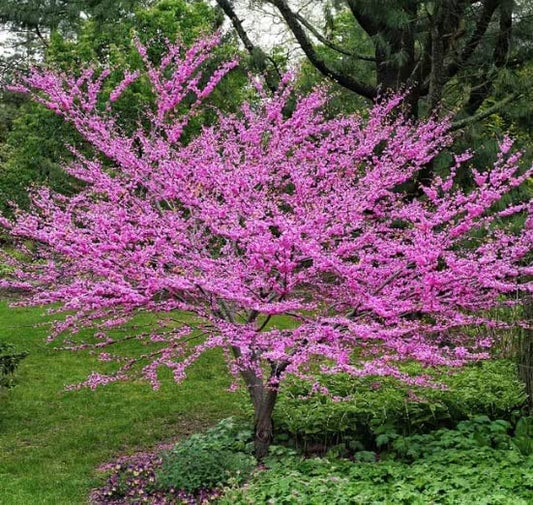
[0,301,240,505]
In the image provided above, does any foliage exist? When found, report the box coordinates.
[220,420,533,505]
[0,0,246,213]
[223,0,533,124]
[2,35,532,458]
[220,449,533,505]
[0,101,83,213]
[271,360,526,451]
[0,341,27,388]
[389,416,516,460]
[155,418,254,494]
[513,416,533,456]
[0,0,143,35]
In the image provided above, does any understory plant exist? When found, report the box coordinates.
[0,341,27,389]
[155,418,254,493]
[92,418,254,504]
[271,360,526,452]
[1,33,531,457]
[219,444,533,505]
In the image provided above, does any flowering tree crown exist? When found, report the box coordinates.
[2,35,532,395]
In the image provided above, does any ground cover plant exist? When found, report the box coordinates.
[271,360,527,452]
[219,441,533,505]
[90,413,533,504]
[1,32,532,459]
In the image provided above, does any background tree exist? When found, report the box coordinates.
[0,0,145,46]
[217,0,533,123]
[0,0,148,85]
[2,36,531,457]
[0,0,247,213]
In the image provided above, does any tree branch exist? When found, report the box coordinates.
[215,0,279,92]
[267,0,377,99]
[451,92,519,130]
[293,11,375,61]
[215,0,256,54]
[345,0,380,36]
[446,0,500,79]
[34,25,49,47]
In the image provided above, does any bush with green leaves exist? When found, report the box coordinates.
[271,360,526,452]
[388,416,516,460]
[220,449,532,505]
[154,418,255,494]
[220,419,533,505]
[0,341,27,389]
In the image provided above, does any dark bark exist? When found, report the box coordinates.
[251,387,278,459]
[428,5,446,110]
[519,295,533,415]
[268,0,377,100]
[348,0,417,102]
[463,0,513,115]
[443,0,500,80]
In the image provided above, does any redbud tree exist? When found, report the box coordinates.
[2,35,532,458]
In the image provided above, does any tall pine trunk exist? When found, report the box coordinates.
[519,295,533,414]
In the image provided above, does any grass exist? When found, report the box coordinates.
[0,301,240,505]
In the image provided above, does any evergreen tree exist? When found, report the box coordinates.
[217,0,533,124]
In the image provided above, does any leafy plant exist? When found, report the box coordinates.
[513,416,533,456]
[220,445,533,504]
[0,342,27,389]
[390,416,514,461]
[154,418,255,494]
[271,360,526,452]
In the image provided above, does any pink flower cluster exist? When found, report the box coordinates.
[1,34,531,393]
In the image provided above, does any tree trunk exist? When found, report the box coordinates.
[519,295,533,414]
[253,389,278,460]
[240,365,279,459]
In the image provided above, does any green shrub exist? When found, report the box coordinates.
[155,418,255,494]
[220,449,532,505]
[220,421,533,505]
[0,342,27,389]
[389,416,514,460]
[513,416,533,456]
[271,360,526,452]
